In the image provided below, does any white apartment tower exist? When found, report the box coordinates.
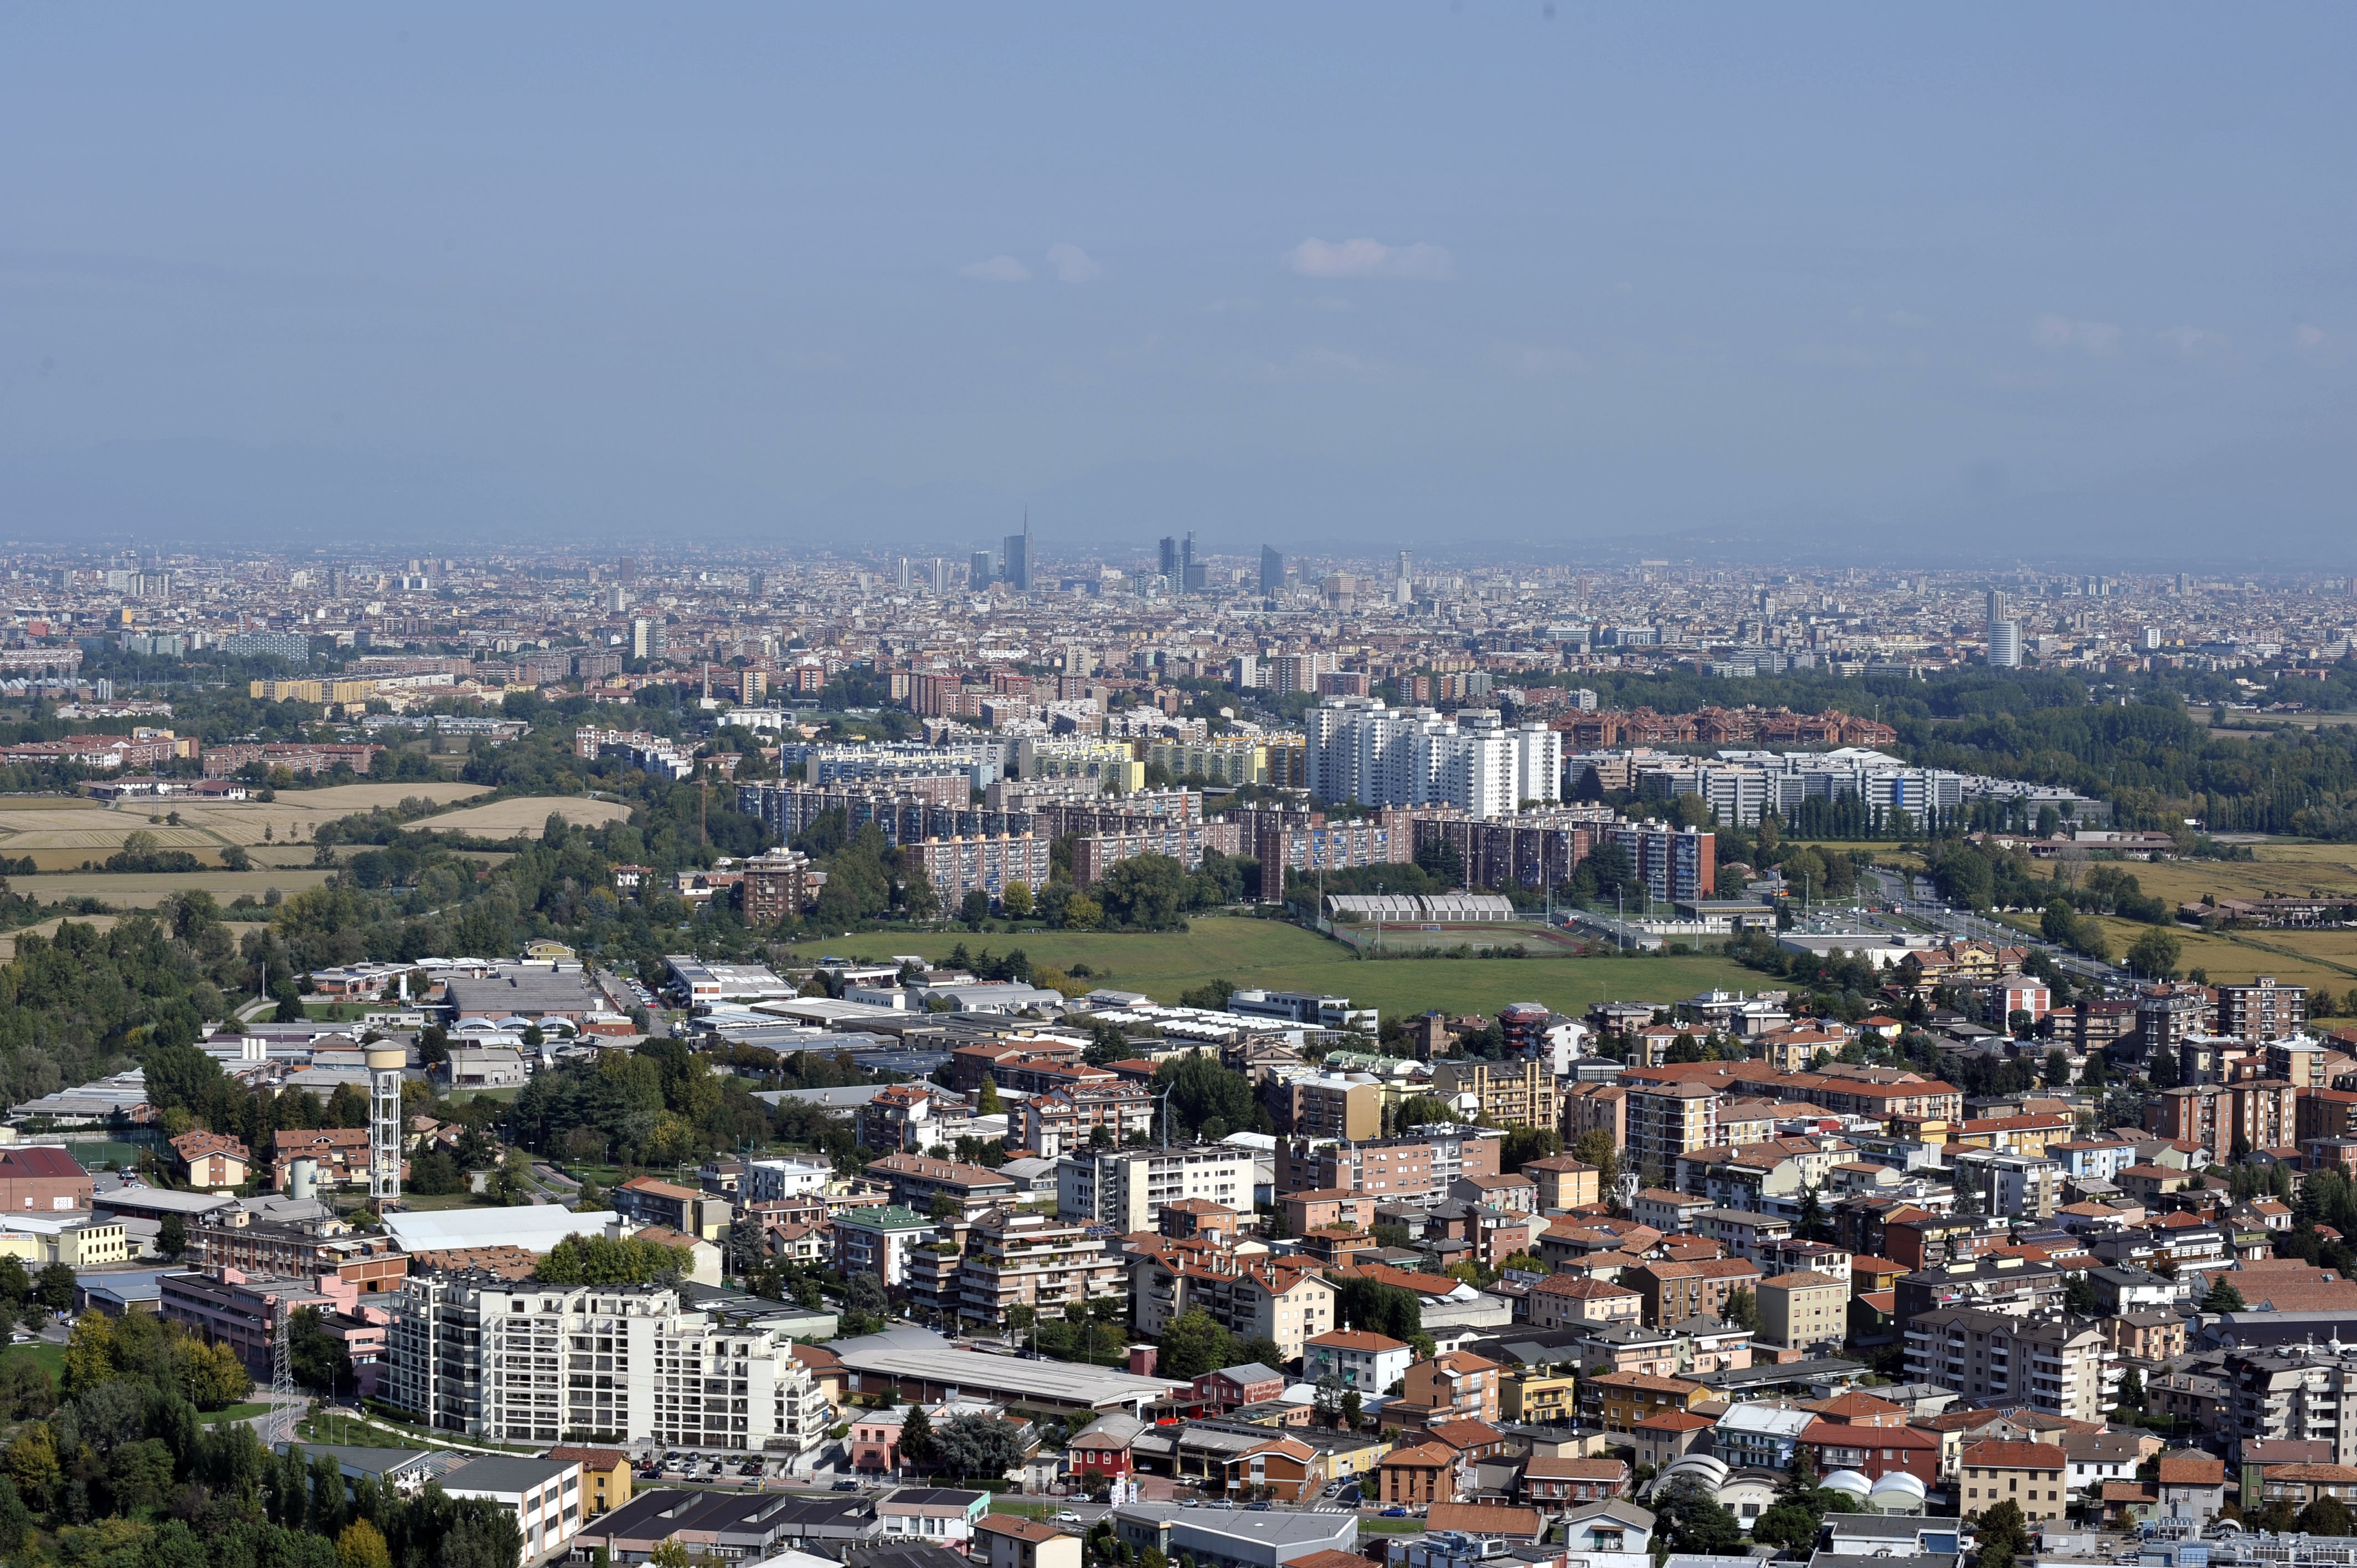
[1304,697,1560,819]
[385,1276,832,1452]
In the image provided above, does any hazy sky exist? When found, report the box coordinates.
[4,4,2354,564]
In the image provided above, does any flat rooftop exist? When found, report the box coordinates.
[832,1327,1184,1411]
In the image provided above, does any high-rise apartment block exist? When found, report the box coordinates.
[1304,698,1561,819]
[1056,1144,1255,1232]
[384,1276,832,1451]
[2216,977,2307,1043]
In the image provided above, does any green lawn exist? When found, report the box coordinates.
[205,1402,272,1424]
[1359,1518,1426,1534]
[1,1343,65,1386]
[783,915,1756,1020]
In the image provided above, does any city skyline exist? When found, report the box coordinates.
[5,7,2355,562]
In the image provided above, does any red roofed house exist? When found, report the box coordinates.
[168,1131,251,1193]
[0,1146,94,1214]
[1520,1455,1630,1507]
[1960,1440,2069,1521]
[1524,1273,1643,1332]
[1629,1409,1713,1472]
[2157,1453,2229,1524]
[1797,1418,1940,1484]
[1193,1363,1285,1414]
[1398,1351,1502,1426]
[271,1128,373,1192]
[1069,1413,1143,1489]
[1378,1443,1458,1507]
[975,1513,1082,1568]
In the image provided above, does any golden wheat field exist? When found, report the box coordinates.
[414,796,633,835]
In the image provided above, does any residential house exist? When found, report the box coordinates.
[976,1515,1084,1568]
[2157,1453,2229,1524]
[1520,1456,1629,1508]
[1397,1352,1501,1426]
[1378,1444,1457,1507]
[1959,1440,2069,1522]
[1304,1332,1412,1397]
[168,1131,251,1193]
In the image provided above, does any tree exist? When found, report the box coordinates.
[60,1309,114,1397]
[534,1235,692,1286]
[897,1403,935,1472]
[2201,1278,2247,1313]
[0,1476,29,1553]
[1237,1335,1285,1374]
[1157,1309,1234,1381]
[1974,1500,2028,1568]
[932,1411,1025,1480]
[2126,927,2183,980]
[1571,1129,1619,1191]
[2043,1049,2071,1087]
[1002,882,1034,920]
[960,890,991,929]
[2117,1367,2145,1414]
[1313,1371,1345,1427]
[339,1519,394,1568]
[1340,1390,1362,1431]
[35,1261,75,1311]
[1749,1503,1820,1551]
[158,1212,187,1260]
[290,1305,355,1392]
[977,1076,1002,1116]
[1722,1286,1759,1332]
[846,1272,889,1317]
[1794,1182,1829,1242]
[1654,1476,1742,1555]
[2298,1498,2354,1538]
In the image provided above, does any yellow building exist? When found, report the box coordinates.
[1144,737,1268,786]
[1501,1370,1578,1423]
[1758,1271,1848,1355]
[1432,1058,1561,1131]
[249,678,377,705]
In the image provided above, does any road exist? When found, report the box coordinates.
[1860,868,2129,992]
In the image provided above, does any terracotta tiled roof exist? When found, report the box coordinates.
[2157,1455,2227,1485]
[1963,1440,2068,1470]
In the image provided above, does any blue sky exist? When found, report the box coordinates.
[3,4,2353,564]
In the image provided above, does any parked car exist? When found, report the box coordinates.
[1054,1512,1082,1524]
[833,1480,862,1492]
[1179,1499,1201,1509]
[1245,1503,1272,1513]
[1382,1508,1409,1518]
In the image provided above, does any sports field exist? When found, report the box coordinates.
[780,915,1754,1019]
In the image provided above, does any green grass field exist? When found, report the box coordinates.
[1,1342,65,1386]
[781,915,1755,1019]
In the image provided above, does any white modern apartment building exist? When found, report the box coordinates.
[743,1155,835,1203]
[1057,1144,1256,1232]
[1635,748,1967,828]
[384,1276,832,1452]
[1304,698,1559,819]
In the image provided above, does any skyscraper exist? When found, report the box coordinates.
[896,558,912,590]
[1260,545,1284,596]
[1159,537,1179,584]
[1001,519,1032,592]
[1987,619,2022,668]
[970,549,994,587]
[1181,532,1205,593]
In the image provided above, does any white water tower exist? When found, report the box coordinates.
[366,1043,406,1205]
